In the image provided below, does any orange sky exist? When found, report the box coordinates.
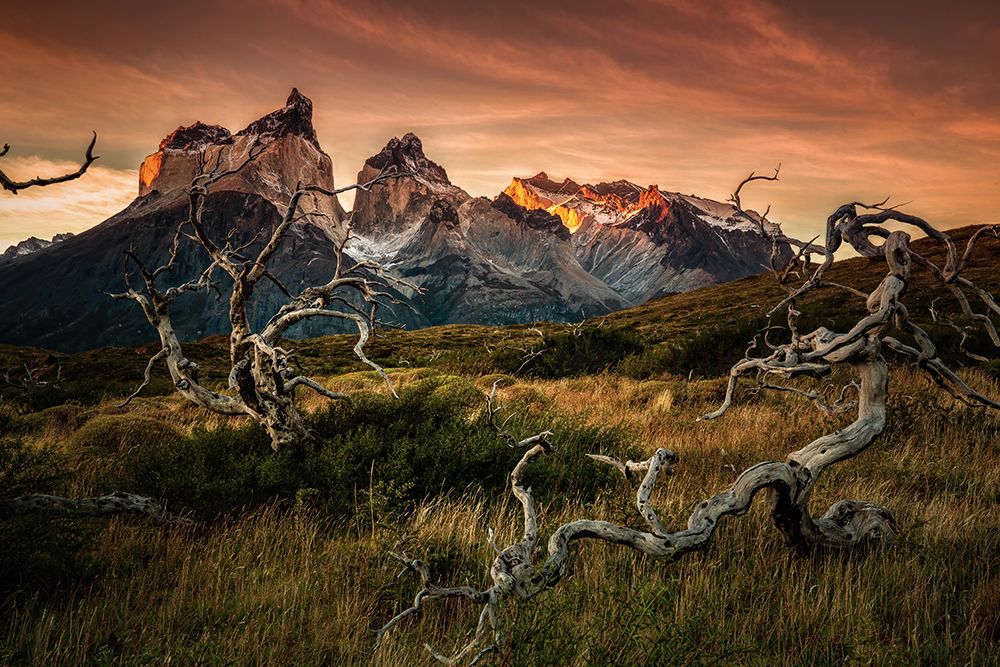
[2,0,998,250]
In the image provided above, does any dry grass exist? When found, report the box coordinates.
[2,363,999,666]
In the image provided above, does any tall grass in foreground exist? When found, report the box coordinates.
[1,368,999,665]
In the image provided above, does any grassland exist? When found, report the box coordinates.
[1,227,999,665]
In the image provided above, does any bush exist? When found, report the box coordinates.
[305,375,631,515]
[493,326,645,379]
[617,318,767,379]
[88,375,632,520]
[67,414,183,455]
[0,438,91,596]
[117,421,273,517]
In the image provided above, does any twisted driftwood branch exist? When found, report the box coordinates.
[1,491,175,523]
[0,133,99,194]
[381,169,1000,663]
[114,142,418,449]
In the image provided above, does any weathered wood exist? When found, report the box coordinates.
[1,491,169,522]
[0,133,98,194]
[379,173,1000,663]
[112,147,416,449]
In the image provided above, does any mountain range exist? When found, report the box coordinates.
[0,89,788,352]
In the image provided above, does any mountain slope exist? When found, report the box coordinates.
[0,93,791,352]
[503,173,791,302]
[0,90,418,352]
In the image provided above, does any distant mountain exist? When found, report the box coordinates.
[1,232,73,261]
[348,133,629,324]
[0,90,788,352]
[0,90,412,352]
[503,173,789,302]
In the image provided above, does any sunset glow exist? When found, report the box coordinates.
[2,0,998,249]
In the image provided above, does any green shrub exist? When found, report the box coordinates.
[617,317,766,379]
[113,421,272,518]
[0,438,63,502]
[17,403,88,437]
[67,414,183,455]
[90,374,631,520]
[493,326,645,379]
[0,438,92,596]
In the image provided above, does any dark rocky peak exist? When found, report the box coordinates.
[159,122,233,151]
[365,132,451,185]
[590,179,644,202]
[526,172,581,195]
[492,192,571,241]
[235,88,321,150]
[619,191,701,244]
[1,232,74,261]
[429,199,460,228]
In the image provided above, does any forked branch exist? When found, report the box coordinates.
[0,133,99,194]
[116,138,419,449]
[382,167,1000,663]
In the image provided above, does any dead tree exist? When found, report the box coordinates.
[0,133,98,194]
[2,356,63,399]
[377,173,1000,663]
[0,136,171,522]
[113,142,414,450]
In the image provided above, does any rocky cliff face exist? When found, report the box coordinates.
[0,92,790,352]
[137,89,345,230]
[350,132,468,239]
[1,232,74,262]
[501,171,790,302]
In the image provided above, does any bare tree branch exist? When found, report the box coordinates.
[0,491,180,523]
[118,347,169,408]
[118,142,416,449]
[0,133,98,194]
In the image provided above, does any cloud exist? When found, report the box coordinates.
[0,157,137,251]
[2,0,997,244]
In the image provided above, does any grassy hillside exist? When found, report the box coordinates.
[4,225,999,410]
[1,226,999,665]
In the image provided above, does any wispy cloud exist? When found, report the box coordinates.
[0,157,137,251]
[2,0,998,240]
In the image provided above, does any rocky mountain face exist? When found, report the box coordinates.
[0,90,788,352]
[0,90,393,352]
[1,232,74,261]
[502,173,790,303]
[346,135,628,325]
[137,88,345,230]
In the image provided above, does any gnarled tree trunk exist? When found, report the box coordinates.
[377,173,1000,664]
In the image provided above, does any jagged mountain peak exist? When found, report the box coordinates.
[524,172,581,195]
[235,87,320,150]
[137,89,341,223]
[365,132,451,185]
[637,184,668,209]
[158,122,233,151]
[492,192,570,240]
[351,133,467,236]
[1,232,75,262]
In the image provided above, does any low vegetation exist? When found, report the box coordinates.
[1,226,999,665]
[1,361,998,665]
